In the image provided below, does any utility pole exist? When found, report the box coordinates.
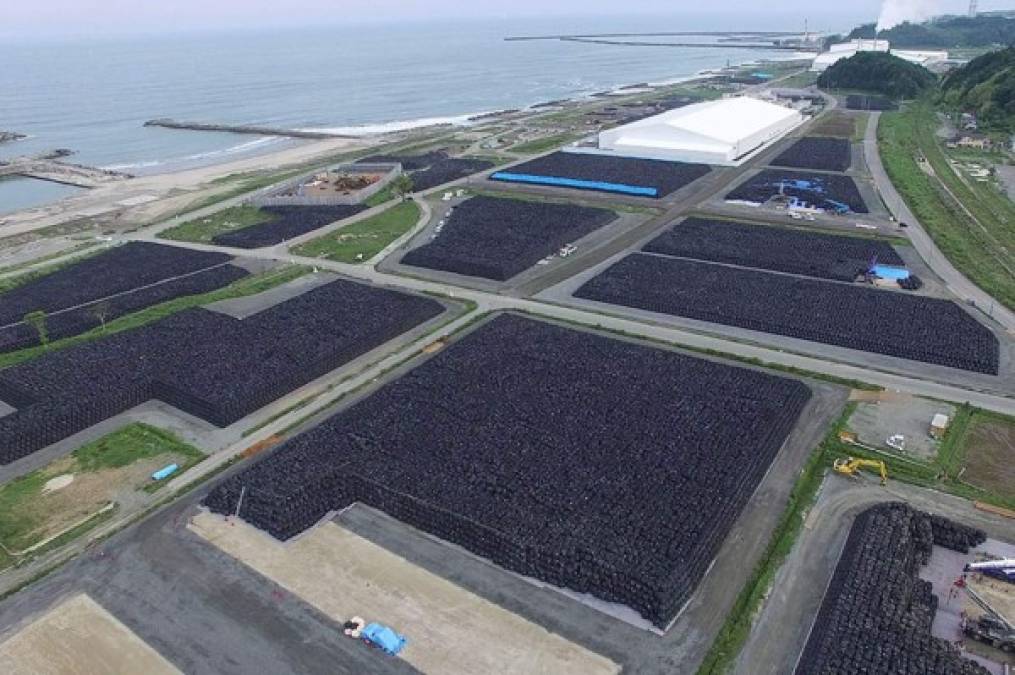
[969,0,978,17]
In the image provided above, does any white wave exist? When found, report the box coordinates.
[301,113,484,137]
[102,136,283,171]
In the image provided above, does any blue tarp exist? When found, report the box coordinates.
[490,171,658,197]
[152,463,179,481]
[362,623,407,656]
[872,265,910,280]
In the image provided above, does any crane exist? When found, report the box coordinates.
[833,457,888,485]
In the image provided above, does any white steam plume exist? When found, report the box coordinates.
[876,0,940,31]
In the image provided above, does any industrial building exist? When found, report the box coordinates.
[593,97,805,166]
[810,39,949,72]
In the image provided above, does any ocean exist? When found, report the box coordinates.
[0,12,852,212]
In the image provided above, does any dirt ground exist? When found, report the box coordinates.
[189,511,620,675]
[962,417,1015,500]
[2,452,191,553]
[0,594,180,675]
[809,111,857,138]
[846,395,954,460]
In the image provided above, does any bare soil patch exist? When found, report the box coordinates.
[963,417,1015,501]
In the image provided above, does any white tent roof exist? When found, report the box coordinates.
[606,97,800,147]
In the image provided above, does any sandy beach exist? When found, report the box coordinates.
[0,135,380,243]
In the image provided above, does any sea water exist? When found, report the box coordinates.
[0,13,842,179]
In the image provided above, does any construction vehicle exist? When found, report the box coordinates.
[833,457,888,485]
[960,582,1015,652]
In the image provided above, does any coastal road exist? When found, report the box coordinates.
[864,111,1015,332]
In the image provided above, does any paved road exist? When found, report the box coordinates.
[864,111,1015,332]
[735,475,1015,675]
[131,230,1015,416]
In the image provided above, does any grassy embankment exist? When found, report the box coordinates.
[0,242,100,280]
[697,401,1015,674]
[510,133,586,154]
[0,264,309,370]
[290,200,420,263]
[879,100,1015,312]
[0,424,203,571]
[158,205,274,244]
[0,246,107,295]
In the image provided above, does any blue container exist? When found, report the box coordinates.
[152,463,180,481]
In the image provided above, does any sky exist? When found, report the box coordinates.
[3,0,1010,40]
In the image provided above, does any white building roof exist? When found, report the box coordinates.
[602,97,800,152]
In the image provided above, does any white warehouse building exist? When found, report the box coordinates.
[595,96,805,166]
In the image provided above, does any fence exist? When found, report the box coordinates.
[252,163,401,207]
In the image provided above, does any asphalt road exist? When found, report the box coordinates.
[735,475,1015,675]
[132,231,1015,416]
[864,111,1015,333]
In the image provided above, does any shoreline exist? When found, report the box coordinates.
[0,53,810,245]
[102,51,811,178]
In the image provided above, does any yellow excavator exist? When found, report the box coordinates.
[833,457,888,485]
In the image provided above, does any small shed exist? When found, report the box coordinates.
[930,413,950,439]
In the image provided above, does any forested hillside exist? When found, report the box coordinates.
[940,46,1015,129]
[817,52,937,99]
[848,15,1015,48]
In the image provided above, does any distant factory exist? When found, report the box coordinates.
[810,39,949,72]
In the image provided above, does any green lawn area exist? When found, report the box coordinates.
[879,101,1015,312]
[510,133,584,154]
[158,205,273,244]
[0,264,309,370]
[777,70,818,89]
[291,200,420,263]
[0,246,105,295]
[0,423,203,566]
[364,184,397,207]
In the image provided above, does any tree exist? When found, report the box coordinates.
[391,173,414,201]
[817,52,936,99]
[90,301,112,332]
[23,310,48,348]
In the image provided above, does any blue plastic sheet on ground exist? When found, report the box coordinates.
[490,171,658,197]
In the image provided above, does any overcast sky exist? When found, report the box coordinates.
[3,1,1008,39]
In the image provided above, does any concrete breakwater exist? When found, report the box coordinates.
[144,119,356,140]
[0,155,131,188]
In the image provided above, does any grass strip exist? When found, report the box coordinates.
[0,265,310,369]
[878,100,1015,312]
[696,403,855,674]
[159,205,274,244]
[510,133,585,154]
[290,200,420,263]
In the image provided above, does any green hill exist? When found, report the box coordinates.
[848,15,1015,48]
[817,52,937,99]
[940,46,1015,129]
